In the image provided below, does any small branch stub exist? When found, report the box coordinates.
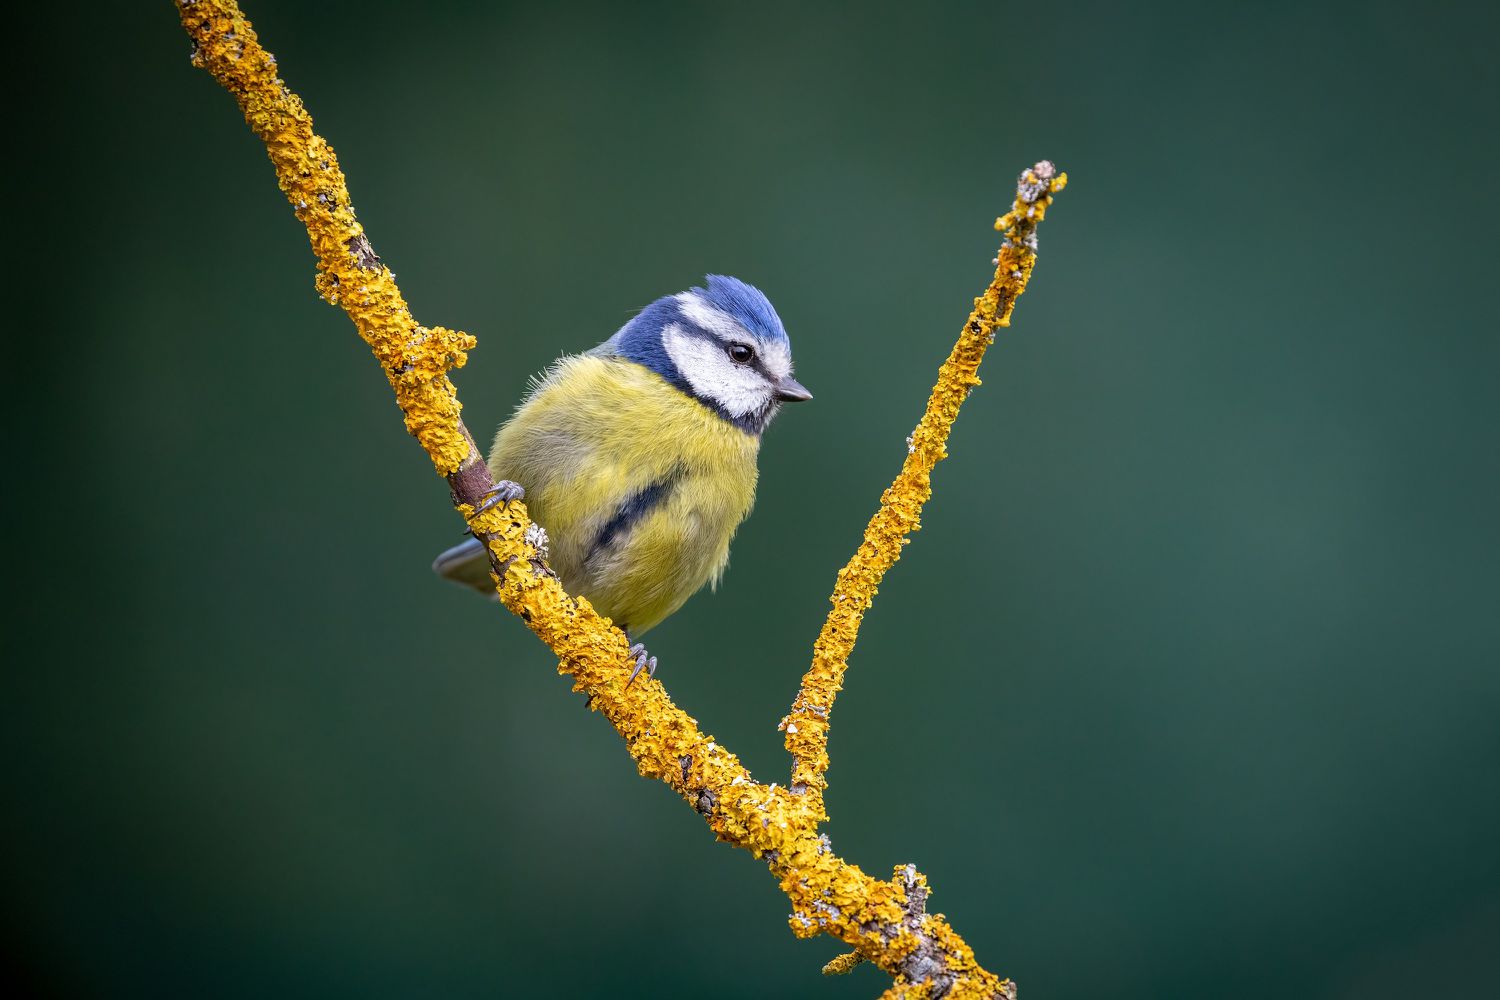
[822,951,866,976]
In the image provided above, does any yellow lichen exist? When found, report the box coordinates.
[179,2,1065,995]
[784,161,1068,821]
[822,951,867,976]
[178,0,476,474]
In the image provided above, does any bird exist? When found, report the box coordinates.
[433,275,811,680]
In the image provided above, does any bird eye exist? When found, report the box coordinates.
[728,343,755,364]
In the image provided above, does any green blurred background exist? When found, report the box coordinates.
[6,1,1497,996]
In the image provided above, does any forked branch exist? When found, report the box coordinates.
[175,3,1065,996]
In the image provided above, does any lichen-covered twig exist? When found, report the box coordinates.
[782,161,1067,823]
[176,3,1064,996]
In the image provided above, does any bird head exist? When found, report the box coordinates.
[596,275,811,434]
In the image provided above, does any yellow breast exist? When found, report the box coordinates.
[488,354,760,635]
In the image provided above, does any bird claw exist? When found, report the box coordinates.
[627,642,658,686]
[472,480,525,517]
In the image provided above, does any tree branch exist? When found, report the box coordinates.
[175,2,1065,996]
[782,161,1066,821]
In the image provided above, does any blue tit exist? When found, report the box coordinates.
[433,274,811,650]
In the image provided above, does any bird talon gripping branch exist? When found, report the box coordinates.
[472,479,525,516]
[626,642,658,685]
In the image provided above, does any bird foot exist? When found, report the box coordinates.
[471,480,524,517]
[627,642,658,686]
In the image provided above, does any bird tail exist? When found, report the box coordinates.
[431,536,499,596]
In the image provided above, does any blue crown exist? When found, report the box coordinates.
[692,274,788,344]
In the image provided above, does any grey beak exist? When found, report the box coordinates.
[775,375,813,403]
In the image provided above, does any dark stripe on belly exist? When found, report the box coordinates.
[587,466,685,565]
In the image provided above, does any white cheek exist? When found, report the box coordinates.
[662,324,771,418]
